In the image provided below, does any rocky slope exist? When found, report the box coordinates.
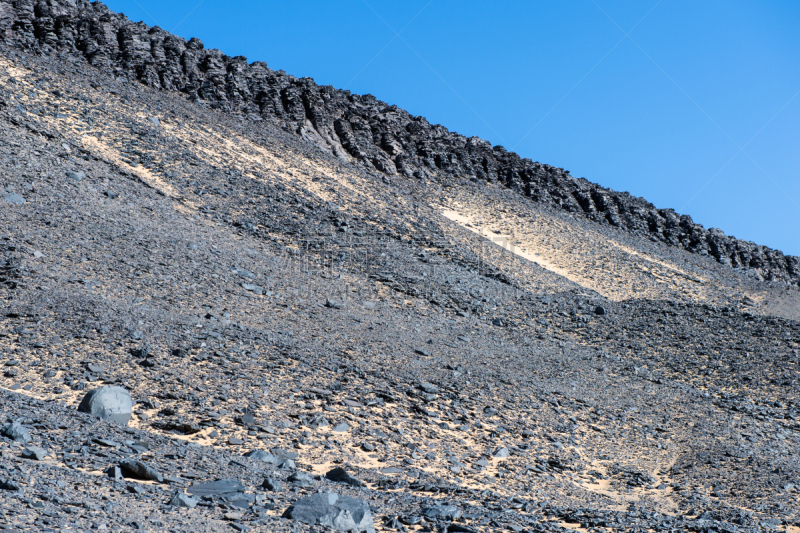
[0,0,797,286]
[1,3,800,533]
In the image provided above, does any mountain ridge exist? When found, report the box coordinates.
[0,0,797,285]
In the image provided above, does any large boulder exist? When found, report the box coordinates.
[283,492,375,532]
[77,386,132,425]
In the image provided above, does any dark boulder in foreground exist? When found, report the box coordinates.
[283,492,375,532]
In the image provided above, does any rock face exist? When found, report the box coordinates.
[283,492,375,533]
[77,385,132,425]
[0,0,796,285]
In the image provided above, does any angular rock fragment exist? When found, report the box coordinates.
[287,471,315,487]
[325,467,366,487]
[241,283,263,295]
[66,170,85,181]
[21,446,47,460]
[262,477,283,491]
[187,479,245,497]
[119,459,163,482]
[105,466,124,481]
[332,422,351,432]
[243,449,276,463]
[3,192,25,205]
[1,421,31,443]
[421,504,462,521]
[492,447,510,458]
[169,492,199,508]
[0,480,21,491]
[325,298,342,309]
[283,492,375,532]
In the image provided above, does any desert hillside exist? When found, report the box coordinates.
[1,2,799,533]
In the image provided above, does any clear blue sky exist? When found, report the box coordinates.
[105,0,800,256]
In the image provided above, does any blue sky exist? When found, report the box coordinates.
[105,1,800,255]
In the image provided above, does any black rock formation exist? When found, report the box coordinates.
[0,0,797,284]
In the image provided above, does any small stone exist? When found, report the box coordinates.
[66,170,85,181]
[238,413,256,425]
[332,422,351,433]
[325,467,366,488]
[241,283,263,295]
[21,446,47,460]
[418,383,438,394]
[169,492,198,508]
[3,192,25,205]
[119,459,163,482]
[594,305,607,316]
[244,450,276,463]
[2,421,31,443]
[261,477,283,491]
[325,298,342,309]
[105,466,123,481]
[421,504,462,521]
[0,479,21,491]
[287,471,315,487]
[187,479,245,497]
[492,447,510,459]
[275,457,296,470]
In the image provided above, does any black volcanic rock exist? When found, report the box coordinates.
[0,0,796,284]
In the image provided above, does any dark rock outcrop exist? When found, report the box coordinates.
[0,0,796,284]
